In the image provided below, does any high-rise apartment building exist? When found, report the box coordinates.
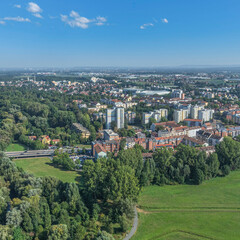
[125,111,136,124]
[173,109,188,123]
[171,89,185,99]
[190,105,204,119]
[106,107,125,129]
[142,109,168,124]
[198,109,214,122]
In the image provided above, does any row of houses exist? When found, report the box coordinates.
[28,135,60,145]
[92,124,240,159]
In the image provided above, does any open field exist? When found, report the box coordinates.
[133,171,240,240]
[6,143,26,152]
[14,157,80,183]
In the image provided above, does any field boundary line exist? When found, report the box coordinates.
[150,229,217,240]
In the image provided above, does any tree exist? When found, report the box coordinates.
[48,224,69,240]
[161,117,168,122]
[193,168,204,185]
[82,158,139,202]
[118,147,143,179]
[0,225,13,240]
[13,227,25,240]
[119,214,128,232]
[6,208,22,227]
[140,158,155,186]
[96,231,115,240]
[110,121,117,131]
[120,139,126,151]
[216,137,240,170]
[72,223,86,240]
[222,165,231,176]
[148,117,156,127]
[206,153,220,178]
[89,125,97,141]
[52,152,75,170]
[22,212,33,232]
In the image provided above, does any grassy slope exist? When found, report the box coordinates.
[14,157,80,183]
[6,143,26,152]
[133,171,240,240]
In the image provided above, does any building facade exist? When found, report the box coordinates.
[106,107,125,129]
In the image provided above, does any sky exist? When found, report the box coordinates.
[0,0,240,68]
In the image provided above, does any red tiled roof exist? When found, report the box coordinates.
[94,144,106,154]
[155,135,185,141]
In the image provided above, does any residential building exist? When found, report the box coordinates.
[142,109,168,124]
[103,130,119,141]
[106,107,125,129]
[39,135,51,145]
[184,119,202,127]
[173,109,188,123]
[198,109,214,122]
[78,103,87,109]
[72,123,91,139]
[150,121,179,131]
[171,89,185,99]
[93,112,106,122]
[182,136,207,147]
[125,111,136,124]
[158,126,201,138]
[28,136,37,141]
[190,105,204,119]
[92,140,120,158]
[142,112,153,125]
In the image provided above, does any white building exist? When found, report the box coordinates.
[173,109,188,123]
[142,109,168,124]
[125,111,136,124]
[171,89,184,99]
[198,109,214,122]
[106,107,125,129]
[190,105,204,119]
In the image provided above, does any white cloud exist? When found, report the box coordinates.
[162,18,168,23]
[27,2,43,18]
[14,4,21,9]
[0,20,5,25]
[61,11,107,29]
[3,17,31,22]
[33,13,43,18]
[95,16,107,26]
[140,23,154,29]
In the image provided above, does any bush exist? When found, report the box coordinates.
[222,165,231,176]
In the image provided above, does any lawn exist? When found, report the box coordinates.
[75,144,91,149]
[14,157,80,183]
[6,143,26,152]
[133,171,240,240]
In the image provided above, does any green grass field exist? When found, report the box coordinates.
[6,143,26,152]
[133,171,240,240]
[75,144,91,149]
[14,157,80,183]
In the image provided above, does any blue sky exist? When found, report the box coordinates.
[0,0,240,68]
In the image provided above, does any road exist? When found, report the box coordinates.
[6,147,91,158]
[123,207,138,240]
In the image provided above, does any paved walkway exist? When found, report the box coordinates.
[123,207,138,240]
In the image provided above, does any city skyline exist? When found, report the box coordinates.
[1,0,240,68]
